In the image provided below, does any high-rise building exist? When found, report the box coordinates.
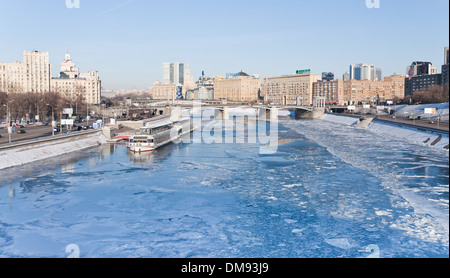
[162,62,184,85]
[343,72,351,81]
[406,61,438,77]
[376,68,383,81]
[443,47,449,85]
[349,63,381,81]
[183,61,195,91]
[23,50,51,93]
[0,50,52,94]
[444,46,449,65]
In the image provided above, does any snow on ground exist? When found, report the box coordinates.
[322,113,449,152]
[394,103,449,123]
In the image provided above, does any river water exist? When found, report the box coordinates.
[0,118,448,258]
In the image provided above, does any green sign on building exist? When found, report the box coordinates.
[296,69,311,75]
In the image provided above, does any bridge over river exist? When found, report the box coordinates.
[115,97,327,121]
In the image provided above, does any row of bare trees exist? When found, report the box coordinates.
[407,84,449,104]
[0,91,89,123]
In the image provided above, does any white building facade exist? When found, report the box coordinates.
[0,51,101,104]
[51,53,101,104]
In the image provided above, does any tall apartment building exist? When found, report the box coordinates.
[0,51,51,94]
[342,74,405,104]
[23,51,51,93]
[0,51,101,104]
[263,72,321,105]
[162,62,184,85]
[0,61,25,93]
[214,71,260,102]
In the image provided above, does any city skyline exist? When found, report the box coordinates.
[0,0,448,90]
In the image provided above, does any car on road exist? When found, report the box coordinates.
[16,129,26,134]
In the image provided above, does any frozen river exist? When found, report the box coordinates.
[0,118,448,258]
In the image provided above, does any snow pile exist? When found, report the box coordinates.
[0,132,107,170]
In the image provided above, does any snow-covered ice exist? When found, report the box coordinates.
[0,119,448,258]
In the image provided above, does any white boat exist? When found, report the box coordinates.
[128,116,194,153]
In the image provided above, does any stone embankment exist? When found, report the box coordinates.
[0,130,107,171]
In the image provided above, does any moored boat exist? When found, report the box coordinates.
[128,116,194,153]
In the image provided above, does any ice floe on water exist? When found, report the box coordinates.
[283,118,449,255]
[0,119,448,258]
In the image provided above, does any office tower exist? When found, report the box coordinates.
[406,61,438,77]
[162,62,184,85]
[376,68,383,81]
[445,46,449,65]
[343,72,351,81]
[349,63,380,81]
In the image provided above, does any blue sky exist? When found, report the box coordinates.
[0,0,448,90]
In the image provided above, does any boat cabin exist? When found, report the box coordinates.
[140,118,175,136]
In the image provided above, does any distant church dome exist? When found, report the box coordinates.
[236,71,249,77]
